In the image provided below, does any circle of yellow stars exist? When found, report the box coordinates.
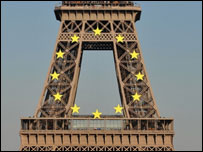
[51,27,146,117]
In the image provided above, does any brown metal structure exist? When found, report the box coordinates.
[20,1,174,151]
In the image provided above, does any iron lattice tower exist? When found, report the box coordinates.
[20,1,174,151]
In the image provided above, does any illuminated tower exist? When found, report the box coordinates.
[20,1,174,151]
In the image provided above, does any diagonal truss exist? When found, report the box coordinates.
[20,2,174,151]
[34,20,160,118]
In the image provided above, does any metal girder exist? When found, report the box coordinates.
[20,2,175,151]
[34,19,160,118]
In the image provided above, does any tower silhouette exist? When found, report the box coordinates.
[20,1,174,151]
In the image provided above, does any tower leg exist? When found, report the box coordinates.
[65,42,83,117]
[112,40,130,118]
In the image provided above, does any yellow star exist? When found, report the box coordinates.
[114,104,124,114]
[130,50,139,59]
[71,104,80,114]
[50,71,60,80]
[135,72,144,81]
[53,92,63,101]
[116,34,124,43]
[56,50,65,59]
[71,34,79,43]
[92,109,102,119]
[93,27,102,36]
[132,92,141,102]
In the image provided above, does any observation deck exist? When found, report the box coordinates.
[20,116,174,151]
[54,1,141,22]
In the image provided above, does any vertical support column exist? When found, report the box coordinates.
[65,21,85,117]
[110,21,130,118]
[66,42,82,116]
[132,21,160,118]
[34,22,64,117]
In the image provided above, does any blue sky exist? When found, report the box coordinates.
[1,1,202,151]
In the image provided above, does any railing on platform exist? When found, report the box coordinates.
[62,1,134,6]
[21,117,174,131]
[59,1,141,8]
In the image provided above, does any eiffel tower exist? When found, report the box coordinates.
[20,1,174,151]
